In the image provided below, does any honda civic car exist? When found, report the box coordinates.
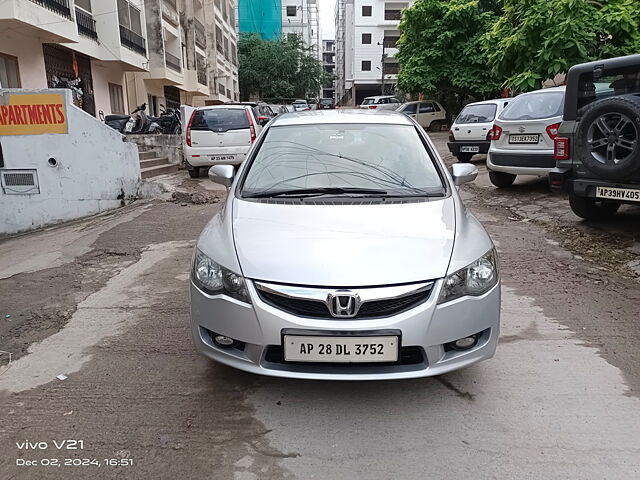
[190,110,500,380]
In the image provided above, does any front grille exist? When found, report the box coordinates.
[264,345,425,367]
[258,287,431,319]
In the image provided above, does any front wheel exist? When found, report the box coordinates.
[569,193,620,220]
[489,171,517,188]
[188,167,201,179]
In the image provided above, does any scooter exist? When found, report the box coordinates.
[100,103,162,134]
[153,104,182,135]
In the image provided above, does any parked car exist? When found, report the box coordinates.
[360,95,402,111]
[267,104,289,115]
[550,54,640,219]
[190,109,500,380]
[292,99,310,111]
[317,98,335,110]
[447,98,511,162]
[487,86,565,187]
[397,100,447,132]
[184,104,264,178]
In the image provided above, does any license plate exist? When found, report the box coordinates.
[283,335,399,363]
[509,134,539,144]
[596,186,640,202]
[460,146,480,153]
[210,155,236,161]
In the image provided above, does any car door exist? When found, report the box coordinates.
[416,102,436,128]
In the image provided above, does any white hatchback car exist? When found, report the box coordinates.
[487,87,565,187]
[360,95,402,111]
[396,100,447,131]
[448,98,511,162]
[184,104,265,178]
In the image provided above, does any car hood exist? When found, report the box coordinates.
[232,197,456,286]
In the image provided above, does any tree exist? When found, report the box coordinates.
[396,0,503,102]
[484,0,640,91]
[238,34,329,100]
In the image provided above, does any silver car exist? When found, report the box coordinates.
[190,110,500,380]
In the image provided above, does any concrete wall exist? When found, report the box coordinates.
[0,89,141,235]
[92,61,129,116]
[0,28,48,90]
[126,134,183,165]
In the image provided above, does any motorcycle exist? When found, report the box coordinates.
[153,104,182,135]
[100,103,162,134]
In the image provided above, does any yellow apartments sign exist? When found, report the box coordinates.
[0,93,68,135]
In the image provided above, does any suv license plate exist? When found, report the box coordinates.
[460,146,480,153]
[210,155,236,161]
[509,134,539,144]
[283,335,399,363]
[596,186,640,202]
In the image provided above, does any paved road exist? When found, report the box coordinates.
[1,137,639,479]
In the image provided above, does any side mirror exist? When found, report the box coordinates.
[450,163,478,186]
[98,110,105,121]
[208,165,235,188]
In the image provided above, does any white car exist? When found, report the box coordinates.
[396,100,447,131]
[184,104,265,178]
[487,87,565,187]
[360,95,402,111]
[447,98,511,162]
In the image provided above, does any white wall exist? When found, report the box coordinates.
[92,60,128,116]
[0,28,48,90]
[0,89,141,235]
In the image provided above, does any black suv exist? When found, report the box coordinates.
[550,54,640,219]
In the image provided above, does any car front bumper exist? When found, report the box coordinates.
[190,279,500,380]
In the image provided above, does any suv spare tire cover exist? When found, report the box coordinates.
[575,94,640,180]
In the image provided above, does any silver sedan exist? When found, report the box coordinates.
[190,110,500,380]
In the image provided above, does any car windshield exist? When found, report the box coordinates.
[500,91,564,120]
[240,124,445,197]
[577,66,640,111]
[362,98,375,105]
[191,108,248,132]
[456,104,497,123]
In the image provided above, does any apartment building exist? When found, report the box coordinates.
[0,0,238,119]
[237,0,320,59]
[322,39,335,100]
[335,0,413,106]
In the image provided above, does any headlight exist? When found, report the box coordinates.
[192,249,251,303]
[438,248,498,304]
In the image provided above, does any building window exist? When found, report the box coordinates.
[286,5,296,16]
[76,0,92,12]
[0,53,20,88]
[361,33,371,44]
[362,5,372,16]
[219,83,225,95]
[361,60,371,71]
[108,83,125,114]
[118,0,142,35]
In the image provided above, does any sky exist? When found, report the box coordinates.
[319,0,335,39]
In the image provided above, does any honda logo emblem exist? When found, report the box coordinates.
[326,291,361,318]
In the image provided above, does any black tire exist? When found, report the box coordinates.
[569,193,620,220]
[489,170,516,188]
[429,120,442,132]
[456,153,473,163]
[188,167,200,178]
[576,94,640,180]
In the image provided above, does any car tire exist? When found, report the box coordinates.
[456,153,473,163]
[188,167,200,178]
[569,193,620,220]
[429,121,442,132]
[575,94,640,180]
[489,171,516,188]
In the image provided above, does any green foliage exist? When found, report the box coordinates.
[396,0,503,100]
[484,0,640,91]
[238,34,329,100]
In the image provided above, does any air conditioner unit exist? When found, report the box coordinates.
[1,169,40,195]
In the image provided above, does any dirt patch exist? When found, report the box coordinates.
[170,190,220,205]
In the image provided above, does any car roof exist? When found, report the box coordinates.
[196,104,250,110]
[402,100,439,105]
[518,86,566,96]
[463,98,512,107]
[270,109,414,127]
[364,95,397,100]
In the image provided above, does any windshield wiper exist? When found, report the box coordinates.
[243,187,390,198]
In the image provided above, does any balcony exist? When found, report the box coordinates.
[29,0,71,19]
[383,37,400,48]
[383,62,400,75]
[120,25,146,55]
[384,10,402,20]
[75,8,97,40]
[194,18,206,49]
[165,51,182,72]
